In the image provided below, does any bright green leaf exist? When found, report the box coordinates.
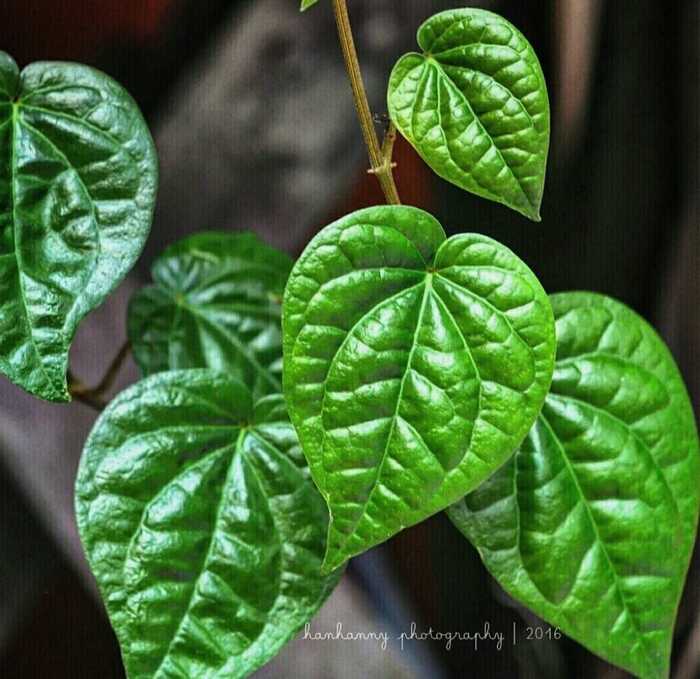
[387,8,550,221]
[128,231,292,399]
[76,369,341,679]
[0,51,157,401]
[283,205,555,572]
[300,0,319,10]
[448,292,700,679]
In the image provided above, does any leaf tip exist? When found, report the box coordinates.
[518,201,542,222]
[53,385,73,404]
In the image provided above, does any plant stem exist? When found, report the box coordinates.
[332,0,401,204]
[68,373,107,411]
[68,340,132,412]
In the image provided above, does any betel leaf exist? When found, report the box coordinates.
[0,51,157,401]
[75,369,341,679]
[387,8,549,221]
[283,205,556,572]
[448,292,700,679]
[128,232,292,399]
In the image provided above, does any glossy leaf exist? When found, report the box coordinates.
[387,8,549,221]
[283,205,556,572]
[448,292,700,679]
[76,369,341,679]
[128,232,292,399]
[0,51,157,401]
[300,0,319,10]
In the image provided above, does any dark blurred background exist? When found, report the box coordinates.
[0,1,697,677]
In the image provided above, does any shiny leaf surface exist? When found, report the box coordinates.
[449,292,700,679]
[128,232,292,399]
[76,369,340,679]
[387,8,549,221]
[283,205,555,572]
[0,51,157,401]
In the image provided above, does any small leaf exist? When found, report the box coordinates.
[300,0,319,10]
[76,369,341,679]
[128,231,292,399]
[283,205,556,572]
[448,292,700,679]
[387,8,550,221]
[0,51,157,401]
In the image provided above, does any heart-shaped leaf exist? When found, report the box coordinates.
[128,232,291,399]
[448,292,700,679]
[0,51,157,401]
[387,8,549,221]
[283,205,556,572]
[76,369,341,679]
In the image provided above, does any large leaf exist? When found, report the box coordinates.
[128,232,291,398]
[0,51,157,401]
[283,205,555,572]
[76,369,341,679]
[387,8,549,221]
[448,292,700,679]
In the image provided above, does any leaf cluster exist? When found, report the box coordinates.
[0,7,696,679]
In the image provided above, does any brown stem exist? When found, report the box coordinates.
[68,340,132,412]
[332,0,401,204]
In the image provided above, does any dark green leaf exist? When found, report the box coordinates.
[283,205,555,572]
[387,8,550,221]
[0,51,157,401]
[128,232,292,399]
[76,369,341,679]
[448,292,700,679]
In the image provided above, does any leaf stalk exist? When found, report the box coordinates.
[68,340,132,412]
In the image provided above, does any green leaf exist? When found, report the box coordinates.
[128,231,292,399]
[283,205,555,572]
[75,369,341,679]
[448,292,700,679]
[300,0,319,10]
[0,51,157,401]
[387,8,550,221]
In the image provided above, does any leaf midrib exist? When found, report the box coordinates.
[316,279,424,478]
[9,104,108,395]
[537,413,660,674]
[326,269,501,560]
[8,102,56,393]
[428,58,534,210]
[327,277,434,562]
[151,429,247,678]
[149,427,296,678]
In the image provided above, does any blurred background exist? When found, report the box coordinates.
[0,0,698,677]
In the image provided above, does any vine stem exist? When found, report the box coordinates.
[68,340,132,412]
[332,0,401,204]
